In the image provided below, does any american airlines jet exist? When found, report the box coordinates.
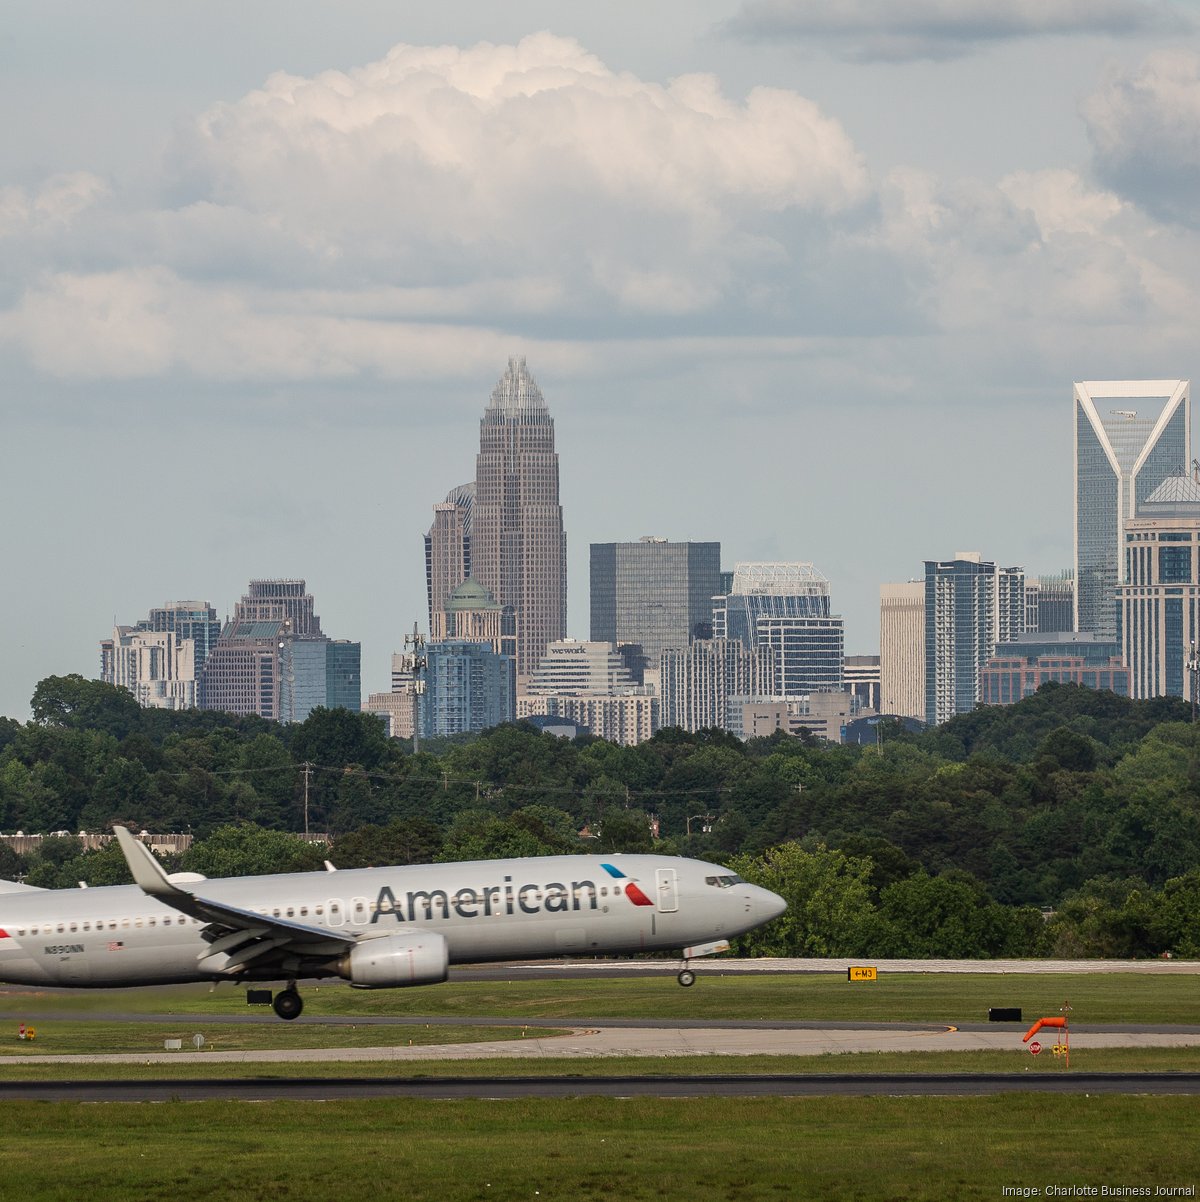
[0,827,787,1019]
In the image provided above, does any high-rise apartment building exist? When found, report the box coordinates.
[100,600,220,710]
[1074,380,1190,640]
[659,638,774,732]
[880,582,924,720]
[141,602,222,673]
[199,579,360,721]
[471,358,566,678]
[421,640,515,739]
[424,482,474,633]
[101,626,197,710]
[1119,474,1200,699]
[591,538,722,676]
[925,553,997,726]
[996,567,1026,645]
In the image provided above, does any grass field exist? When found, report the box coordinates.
[3,972,1198,1199]
[0,1046,1199,1081]
[4,1095,1198,1202]
[1,970,1196,1025]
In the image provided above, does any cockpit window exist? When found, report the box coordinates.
[704,874,743,888]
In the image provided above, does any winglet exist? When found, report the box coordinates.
[113,825,183,900]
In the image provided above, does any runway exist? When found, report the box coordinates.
[2,959,1197,1097]
[2,1016,1197,1065]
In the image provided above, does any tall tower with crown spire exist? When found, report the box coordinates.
[471,357,567,677]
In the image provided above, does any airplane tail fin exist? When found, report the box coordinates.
[0,878,45,893]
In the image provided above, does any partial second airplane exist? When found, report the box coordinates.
[0,827,787,1018]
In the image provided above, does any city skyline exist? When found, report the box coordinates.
[8,5,1200,719]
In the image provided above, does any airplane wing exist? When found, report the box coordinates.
[113,826,355,976]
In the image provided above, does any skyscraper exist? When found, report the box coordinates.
[713,562,843,697]
[713,562,830,649]
[1119,474,1200,699]
[925,553,997,727]
[659,638,774,732]
[519,639,658,745]
[879,582,924,720]
[100,600,220,710]
[199,580,360,721]
[471,358,566,677]
[1025,571,1074,634]
[1074,380,1190,640]
[421,640,515,738]
[590,538,722,677]
[424,482,474,633]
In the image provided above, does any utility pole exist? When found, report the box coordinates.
[1190,643,1199,724]
[404,622,427,754]
[302,761,311,837]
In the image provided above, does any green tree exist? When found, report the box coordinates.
[181,824,327,878]
[437,809,573,861]
[289,707,391,772]
[332,818,443,868]
[728,842,875,957]
[30,675,143,740]
[596,809,655,854]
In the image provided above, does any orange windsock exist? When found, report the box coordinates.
[1023,1016,1068,1042]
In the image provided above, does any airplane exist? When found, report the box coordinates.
[0,826,787,1019]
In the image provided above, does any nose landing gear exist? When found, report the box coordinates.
[677,968,696,987]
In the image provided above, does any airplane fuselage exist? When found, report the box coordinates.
[0,854,784,990]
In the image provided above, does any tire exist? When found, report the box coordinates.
[273,989,304,1020]
[677,969,696,988]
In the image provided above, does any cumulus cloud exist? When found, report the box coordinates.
[1083,50,1200,226]
[6,32,1200,393]
[726,0,1186,61]
[1,33,883,381]
[0,173,109,238]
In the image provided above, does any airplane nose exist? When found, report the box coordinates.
[753,885,787,921]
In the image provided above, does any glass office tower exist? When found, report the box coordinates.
[1074,381,1190,641]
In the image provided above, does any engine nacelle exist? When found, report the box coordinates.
[337,931,449,989]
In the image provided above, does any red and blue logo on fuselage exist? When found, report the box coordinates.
[601,862,653,907]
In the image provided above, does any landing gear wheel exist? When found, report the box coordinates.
[273,988,304,1020]
[677,969,696,988]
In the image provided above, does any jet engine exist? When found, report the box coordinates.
[336,931,449,989]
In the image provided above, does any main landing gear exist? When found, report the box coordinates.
[677,969,696,988]
[273,983,304,1020]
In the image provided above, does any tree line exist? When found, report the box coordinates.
[4,673,1200,957]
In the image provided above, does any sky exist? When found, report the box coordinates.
[5,0,1200,720]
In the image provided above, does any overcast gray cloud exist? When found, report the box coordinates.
[727,0,1186,61]
[1083,49,1200,226]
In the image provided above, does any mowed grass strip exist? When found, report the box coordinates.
[2,1096,1198,1202]
[1,971,1197,1024]
[0,1021,559,1056]
[0,1045,1199,1081]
